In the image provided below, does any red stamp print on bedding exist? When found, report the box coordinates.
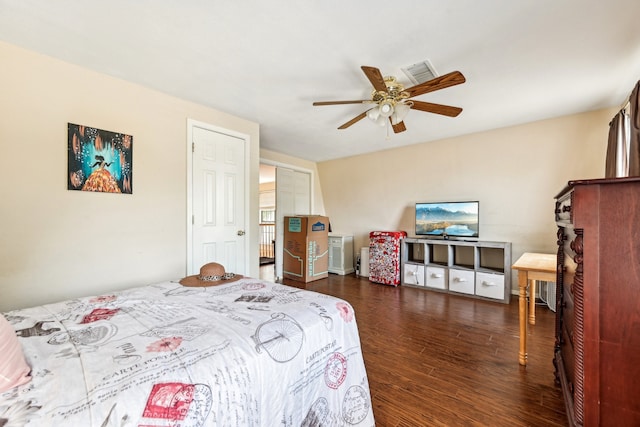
[336,302,353,322]
[80,308,120,324]
[143,382,196,420]
[146,336,183,352]
[242,282,266,291]
[89,295,116,304]
[142,383,213,426]
[324,352,347,389]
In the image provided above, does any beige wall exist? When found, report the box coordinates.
[0,41,260,311]
[317,108,616,293]
[259,181,276,193]
[0,39,619,309]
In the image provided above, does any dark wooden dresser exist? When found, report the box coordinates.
[554,177,640,426]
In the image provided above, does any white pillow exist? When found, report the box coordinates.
[0,314,31,392]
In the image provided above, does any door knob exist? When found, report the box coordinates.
[237,230,245,236]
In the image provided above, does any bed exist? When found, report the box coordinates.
[0,277,375,426]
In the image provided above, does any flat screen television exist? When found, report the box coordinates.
[415,201,479,238]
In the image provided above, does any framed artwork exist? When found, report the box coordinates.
[67,123,133,194]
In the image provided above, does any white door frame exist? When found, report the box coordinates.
[186,118,252,276]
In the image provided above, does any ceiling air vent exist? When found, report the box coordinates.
[401,60,438,85]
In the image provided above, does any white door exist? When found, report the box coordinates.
[189,122,246,275]
[274,167,311,279]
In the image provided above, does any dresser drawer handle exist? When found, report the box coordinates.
[454,277,467,282]
[430,273,443,278]
[482,281,497,287]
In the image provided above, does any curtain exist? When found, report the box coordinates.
[605,110,628,177]
[629,80,640,176]
[605,80,640,178]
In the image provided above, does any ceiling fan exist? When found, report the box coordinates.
[313,66,466,133]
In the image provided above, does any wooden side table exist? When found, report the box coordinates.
[512,252,556,366]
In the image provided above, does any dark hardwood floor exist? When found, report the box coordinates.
[262,266,567,426]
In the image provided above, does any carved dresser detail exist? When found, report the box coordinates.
[554,177,640,426]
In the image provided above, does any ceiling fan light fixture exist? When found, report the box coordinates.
[312,65,465,134]
[391,102,410,125]
[379,100,394,118]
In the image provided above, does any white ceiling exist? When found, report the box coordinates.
[1,1,639,162]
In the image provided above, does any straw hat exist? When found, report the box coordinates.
[179,262,243,287]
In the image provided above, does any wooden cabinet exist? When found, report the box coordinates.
[401,238,511,303]
[328,234,354,275]
[554,177,640,426]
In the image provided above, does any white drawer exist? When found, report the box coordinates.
[426,266,447,290]
[448,269,475,295]
[475,272,505,300]
[403,263,425,286]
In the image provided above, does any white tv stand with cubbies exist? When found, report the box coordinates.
[401,238,512,304]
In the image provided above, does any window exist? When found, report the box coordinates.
[260,209,275,224]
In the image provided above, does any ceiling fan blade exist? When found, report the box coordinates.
[391,120,407,133]
[405,71,466,98]
[313,100,369,106]
[338,111,368,129]
[361,66,388,93]
[410,100,463,117]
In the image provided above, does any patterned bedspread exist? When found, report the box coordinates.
[1,279,375,426]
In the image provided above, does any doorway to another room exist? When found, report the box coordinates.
[259,164,276,271]
[259,162,312,282]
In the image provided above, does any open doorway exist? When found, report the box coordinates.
[259,164,276,267]
[259,161,313,281]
